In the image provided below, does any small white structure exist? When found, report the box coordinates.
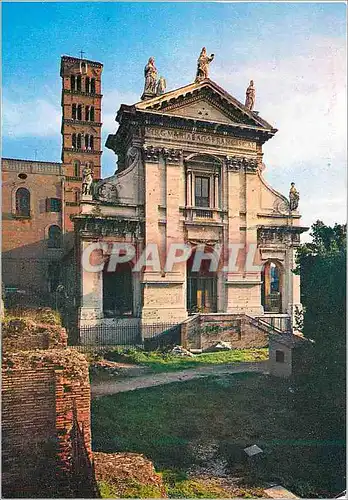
[244,444,263,457]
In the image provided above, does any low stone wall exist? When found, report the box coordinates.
[183,314,268,351]
[2,317,67,352]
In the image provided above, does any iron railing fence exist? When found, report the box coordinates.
[253,315,292,334]
[76,322,181,351]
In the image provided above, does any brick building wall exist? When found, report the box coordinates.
[2,158,63,305]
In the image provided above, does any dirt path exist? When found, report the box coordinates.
[91,361,269,398]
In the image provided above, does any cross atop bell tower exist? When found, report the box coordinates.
[60,55,103,232]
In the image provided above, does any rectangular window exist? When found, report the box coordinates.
[195,176,210,207]
[46,198,62,212]
[275,350,285,363]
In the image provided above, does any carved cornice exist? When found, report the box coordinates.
[257,225,309,247]
[143,146,183,163]
[226,156,258,172]
[162,148,183,163]
[74,215,143,238]
[143,146,161,162]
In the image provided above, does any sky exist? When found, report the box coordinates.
[2,1,347,232]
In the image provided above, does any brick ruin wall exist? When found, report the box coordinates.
[2,317,68,351]
[2,316,94,498]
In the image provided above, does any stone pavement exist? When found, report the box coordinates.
[91,361,268,398]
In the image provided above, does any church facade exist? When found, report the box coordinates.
[74,54,307,329]
[2,50,307,333]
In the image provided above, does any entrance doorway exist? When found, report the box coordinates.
[261,261,283,313]
[103,262,133,317]
[187,247,218,313]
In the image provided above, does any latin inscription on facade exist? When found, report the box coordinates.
[146,127,257,150]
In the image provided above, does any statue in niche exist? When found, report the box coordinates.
[289,182,300,211]
[141,57,158,99]
[156,76,166,95]
[81,165,93,196]
[245,80,256,111]
[195,47,214,83]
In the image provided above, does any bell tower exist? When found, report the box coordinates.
[60,55,103,232]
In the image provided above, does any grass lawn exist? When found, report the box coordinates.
[100,347,268,373]
[91,373,345,498]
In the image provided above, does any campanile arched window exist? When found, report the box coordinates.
[73,160,81,177]
[91,78,96,94]
[70,75,76,91]
[15,187,30,217]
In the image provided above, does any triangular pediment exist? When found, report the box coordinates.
[135,79,275,130]
[160,97,237,125]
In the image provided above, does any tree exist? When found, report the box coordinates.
[294,220,346,433]
[290,221,346,495]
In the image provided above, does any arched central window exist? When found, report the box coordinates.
[48,225,62,249]
[15,187,30,217]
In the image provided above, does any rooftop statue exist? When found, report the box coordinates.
[195,47,214,83]
[141,57,158,100]
[245,80,256,111]
[156,76,166,96]
[289,182,300,211]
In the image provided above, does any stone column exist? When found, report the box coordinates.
[79,239,104,329]
[186,170,192,206]
[225,157,242,313]
[214,173,219,209]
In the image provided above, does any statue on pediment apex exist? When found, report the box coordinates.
[141,57,158,100]
[245,80,256,111]
[289,182,300,211]
[156,76,166,95]
[195,47,214,83]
